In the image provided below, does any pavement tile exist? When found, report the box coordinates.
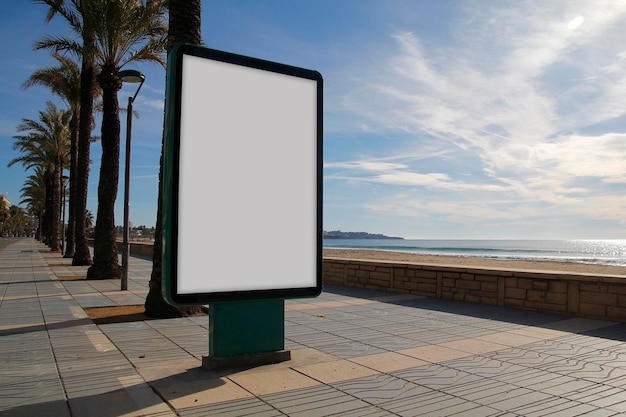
[294,359,379,383]
[605,374,626,389]
[333,327,388,340]
[555,334,625,351]
[139,361,253,408]
[537,357,626,382]
[309,300,354,308]
[508,325,572,340]
[409,332,470,345]
[514,396,596,417]
[285,303,326,311]
[514,373,590,395]
[229,368,320,396]
[393,363,475,388]
[349,351,429,373]
[574,349,626,369]
[576,410,625,417]
[486,346,564,367]
[440,325,499,339]
[565,384,626,406]
[68,388,175,417]
[438,337,511,355]
[332,373,431,405]
[289,331,350,348]
[484,390,554,413]
[340,298,378,306]
[356,335,427,351]
[323,406,396,416]
[275,347,338,368]
[0,399,71,417]
[261,384,370,417]
[523,339,599,357]
[544,318,616,333]
[177,397,282,417]
[397,344,471,363]
[476,330,544,347]
[378,387,489,417]
[438,374,514,401]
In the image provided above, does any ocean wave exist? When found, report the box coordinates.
[323,239,626,267]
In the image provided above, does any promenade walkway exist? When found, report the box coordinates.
[1,238,626,416]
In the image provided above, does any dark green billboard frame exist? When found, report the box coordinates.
[162,43,323,305]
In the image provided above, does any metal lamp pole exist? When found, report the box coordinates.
[120,69,145,291]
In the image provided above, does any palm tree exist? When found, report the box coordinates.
[34,0,98,266]
[20,167,47,241]
[23,53,81,257]
[35,0,167,278]
[4,206,31,237]
[85,0,167,280]
[9,102,70,251]
[145,0,203,317]
[0,198,9,238]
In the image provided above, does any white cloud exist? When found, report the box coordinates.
[535,133,626,181]
[331,0,626,230]
[324,161,407,172]
[138,97,164,111]
[325,158,509,192]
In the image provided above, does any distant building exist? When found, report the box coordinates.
[0,194,10,210]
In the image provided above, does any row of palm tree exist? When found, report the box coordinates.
[9,102,70,251]
[23,53,82,257]
[9,0,201,317]
[0,205,32,237]
[33,0,168,280]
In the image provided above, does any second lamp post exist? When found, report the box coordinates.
[119,69,145,291]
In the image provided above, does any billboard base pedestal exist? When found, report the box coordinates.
[202,350,291,370]
[204,299,289,370]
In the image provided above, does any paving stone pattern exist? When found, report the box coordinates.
[1,238,626,416]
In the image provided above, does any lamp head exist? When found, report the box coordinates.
[119,69,145,83]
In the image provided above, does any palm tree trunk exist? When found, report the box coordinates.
[37,213,44,241]
[49,160,62,252]
[87,66,122,280]
[145,0,203,317]
[72,37,94,266]
[64,115,78,257]
[44,169,53,247]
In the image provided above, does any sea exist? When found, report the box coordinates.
[323,239,626,267]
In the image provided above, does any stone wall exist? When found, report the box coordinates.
[129,242,154,257]
[88,240,154,258]
[324,257,626,323]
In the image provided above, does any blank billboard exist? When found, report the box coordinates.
[162,44,323,305]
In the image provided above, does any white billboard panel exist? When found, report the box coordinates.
[163,45,323,305]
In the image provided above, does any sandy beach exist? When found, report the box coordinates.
[324,248,626,276]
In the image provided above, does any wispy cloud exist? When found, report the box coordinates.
[137,97,164,111]
[325,159,507,191]
[327,1,626,231]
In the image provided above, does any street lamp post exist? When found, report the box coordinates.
[120,69,145,291]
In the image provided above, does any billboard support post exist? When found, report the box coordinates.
[202,299,289,370]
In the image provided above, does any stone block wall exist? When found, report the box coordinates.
[324,257,626,323]
[129,242,154,257]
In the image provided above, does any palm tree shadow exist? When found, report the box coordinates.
[2,366,228,417]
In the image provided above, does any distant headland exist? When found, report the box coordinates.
[323,230,404,240]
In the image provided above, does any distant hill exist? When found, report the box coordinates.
[323,230,404,240]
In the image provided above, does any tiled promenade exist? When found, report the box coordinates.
[2,238,626,416]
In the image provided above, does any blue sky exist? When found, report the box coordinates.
[2,1,626,239]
